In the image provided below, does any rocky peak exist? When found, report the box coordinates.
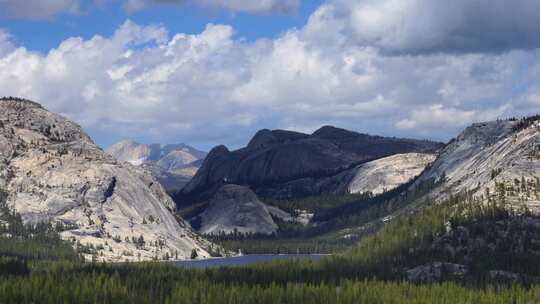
[312,125,364,140]
[0,97,94,147]
[0,97,44,110]
[106,139,207,193]
[247,129,309,150]
[207,144,230,156]
[179,145,232,195]
[179,126,443,204]
[106,139,206,166]
[455,120,515,147]
[246,129,275,149]
[106,140,150,165]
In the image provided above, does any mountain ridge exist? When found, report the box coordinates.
[174,125,441,236]
[178,125,443,203]
[414,117,540,210]
[106,139,207,193]
[0,97,214,262]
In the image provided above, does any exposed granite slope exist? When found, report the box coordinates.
[348,153,436,195]
[0,98,213,262]
[416,118,540,210]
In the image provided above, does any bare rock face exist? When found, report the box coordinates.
[406,262,468,283]
[488,270,524,284]
[106,140,206,193]
[179,126,443,204]
[347,153,436,195]
[416,118,540,210]
[193,184,291,235]
[0,98,212,262]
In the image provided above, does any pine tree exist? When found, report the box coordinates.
[190,249,198,259]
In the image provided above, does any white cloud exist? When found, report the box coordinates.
[0,0,80,20]
[1,1,540,148]
[0,21,254,145]
[123,0,300,15]
[395,104,512,130]
[0,29,15,56]
[528,94,540,105]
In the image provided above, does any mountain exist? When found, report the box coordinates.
[415,117,540,208]
[0,97,214,262]
[178,126,443,204]
[106,140,206,193]
[174,126,441,236]
[106,140,206,166]
[191,184,292,235]
[358,116,540,284]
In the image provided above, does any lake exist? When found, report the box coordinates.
[174,254,328,269]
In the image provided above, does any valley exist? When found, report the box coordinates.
[171,125,443,253]
[2,1,539,302]
[2,97,540,302]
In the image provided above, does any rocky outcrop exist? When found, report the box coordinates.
[179,126,442,204]
[106,140,206,193]
[193,184,291,235]
[416,118,540,210]
[406,262,468,283]
[401,212,540,284]
[252,153,436,199]
[347,153,436,195]
[0,97,213,262]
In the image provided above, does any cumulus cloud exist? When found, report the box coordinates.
[396,104,512,130]
[0,29,15,56]
[318,0,540,55]
[0,0,80,20]
[0,21,256,146]
[123,0,300,15]
[1,1,540,148]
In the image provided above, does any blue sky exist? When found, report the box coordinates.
[0,1,322,53]
[0,0,539,151]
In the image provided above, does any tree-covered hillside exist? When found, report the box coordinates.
[0,189,80,262]
[2,184,540,302]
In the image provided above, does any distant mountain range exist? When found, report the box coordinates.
[180,126,443,200]
[175,117,540,238]
[106,140,207,193]
[4,96,540,275]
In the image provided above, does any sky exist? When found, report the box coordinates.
[0,0,539,151]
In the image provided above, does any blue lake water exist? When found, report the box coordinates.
[173,254,328,269]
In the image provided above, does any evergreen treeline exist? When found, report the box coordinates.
[2,270,540,304]
[4,185,540,302]
[210,177,441,254]
[511,114,540,133]
[0,189,80,262]
[210,238,351,254]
